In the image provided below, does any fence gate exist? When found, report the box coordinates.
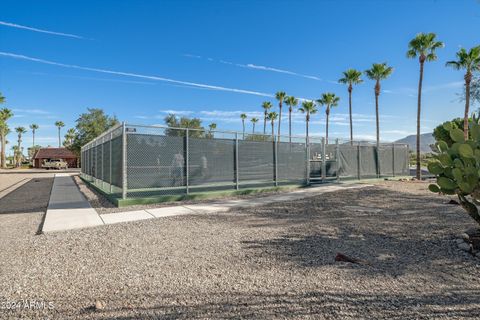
[308,138,339,184]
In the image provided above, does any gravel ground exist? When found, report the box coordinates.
[73,175,305,214]
[1,181,480,319]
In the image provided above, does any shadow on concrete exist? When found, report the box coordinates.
[0,177,54,214]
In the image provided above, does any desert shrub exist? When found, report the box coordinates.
[428,119,480,226]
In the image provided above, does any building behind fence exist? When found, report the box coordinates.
[80,122,410,199]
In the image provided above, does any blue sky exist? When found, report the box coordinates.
[1,0,479,152]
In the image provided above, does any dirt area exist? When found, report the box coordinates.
[1,180,479,319]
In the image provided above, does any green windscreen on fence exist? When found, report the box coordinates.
[80,124,410,198]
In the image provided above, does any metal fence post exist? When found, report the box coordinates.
[274,135,278,187]
[101,137,104,190]
[121,121,127,200]
[235,132,239,190]
[109,132,113,193]
[87,146,90,180]
[357,142,361,180]
[321,137,326,182]
[376,143,381,179]
[185,128,189,195]
[406,144,410,176]
[94,140,97,186]
[392,143,395,177]
[335,138,340,182]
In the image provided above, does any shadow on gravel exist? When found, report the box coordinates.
[201,186,476,278]
[0,177,53,214]
[75,290,480,319]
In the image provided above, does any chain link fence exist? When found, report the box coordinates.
[81,122,410,200]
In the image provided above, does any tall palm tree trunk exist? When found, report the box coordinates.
[271,122,275,140]
[263,113,267,135]
[17,138,21,167]
[289,108,292,144]
[348,86,353,145]
[0,134,3,168]
[1,136,5,168]
[33,130,35,147]
[306,116,309,143]
[277,106,282,142]
[416,61,425,180]
[375,81,380,147]
[242,120,245,139]
[325,109,330,145]
[58,128,61,147]
[375,82,381,178]
[464,72,472,140]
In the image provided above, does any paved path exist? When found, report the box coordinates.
[42,176,372,233]
[42,174,104,232]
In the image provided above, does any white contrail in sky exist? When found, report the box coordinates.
[243,63,321,80]
[0,51,274,98]
[184,54,323,81]
[0,20,86,39]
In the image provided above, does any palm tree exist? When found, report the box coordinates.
[262,101,272,134]
[240,113,247,139]
[275,91,287,141]
[250,117,259,134]
[15,126,27,167]
[0,92,5,104]
[407,32,444,180]
[64,128,76,147]
[208,123,217,131]
[267,111,278,140]
[284,96,298,143]
[54,121,65,147]
[29,124,39,147]
[339,69,363,144]
[446,46,480,139]
[0,107,13,168]
[364,63,394,146]
[317,93,340,144]
[11,145,18,167]
[298,101,317,143]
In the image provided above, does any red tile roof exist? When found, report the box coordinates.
[33,148,77,159]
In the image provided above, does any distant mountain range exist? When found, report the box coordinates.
[395,133,435,153]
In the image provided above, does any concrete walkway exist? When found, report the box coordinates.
[42,175,372,233]
[42,174,104,232]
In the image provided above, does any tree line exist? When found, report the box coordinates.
[235,34,480,180]
[0,100,117,167]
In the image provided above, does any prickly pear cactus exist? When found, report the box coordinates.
[428,119,480,226]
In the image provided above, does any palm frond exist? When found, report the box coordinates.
[261,101,273,110]
[299,101,317,114]
[407,32,443,60]
[445,60,462,70]
[275,91,287,101]
[317,92,340,107]
[425,53,438,62]
[339,69,363,85]
[365,63,393,81]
